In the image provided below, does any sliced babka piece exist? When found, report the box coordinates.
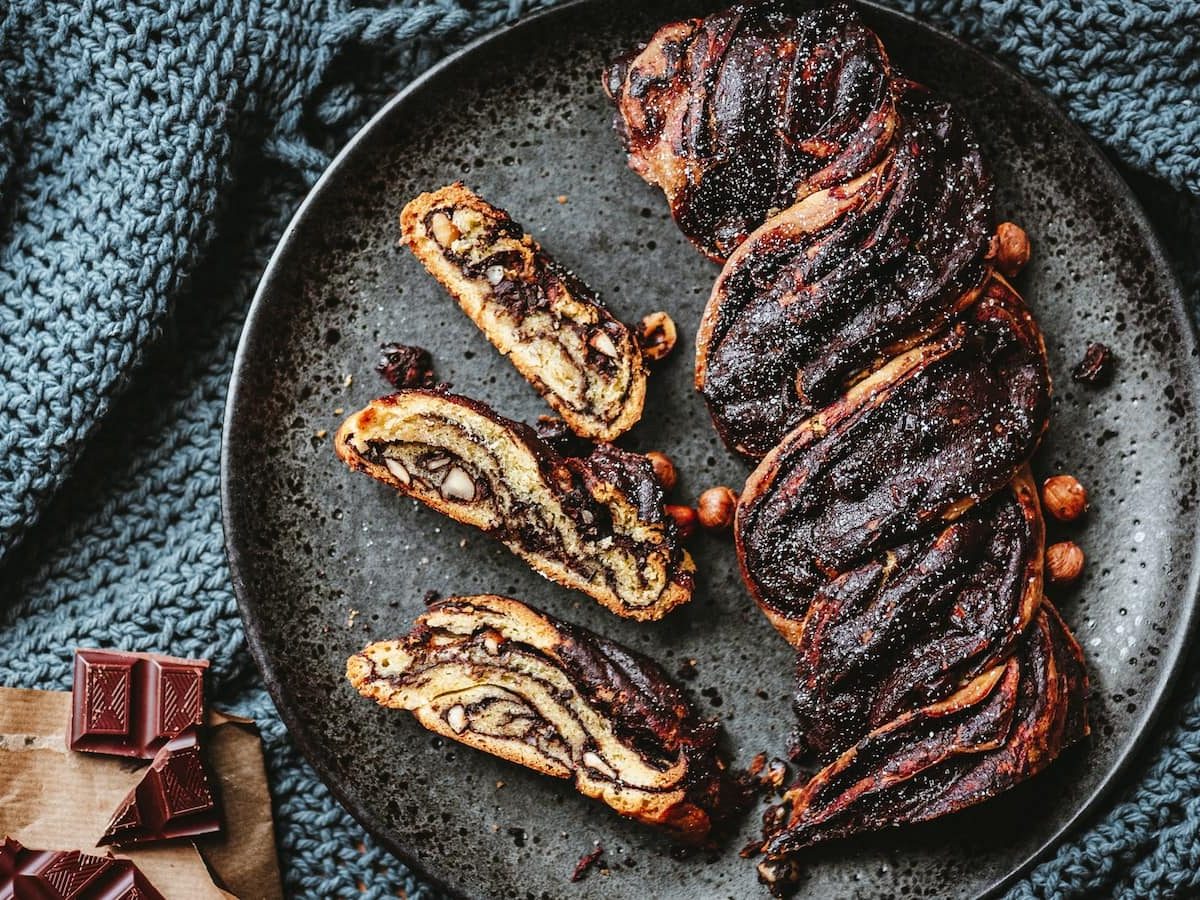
[334,389,694,620]
[346,595,742,841]
[401,183,646,441]
[735,274,1050,634]
[604,1,898,261]
[696,84,994,460]
[757,604,1087,893]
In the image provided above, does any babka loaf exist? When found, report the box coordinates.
[347,595,740,841]
[401,183,646,441]
[608,1,1089,888]
[334,389,694,620]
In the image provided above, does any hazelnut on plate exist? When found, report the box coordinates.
[638,311,677,362]
[987,221,1031,277]
[645,451,678,492]
[1042,475,1088,522]
[697,486,737,531]
[1046,541,1085,585]
[666,504,698,540]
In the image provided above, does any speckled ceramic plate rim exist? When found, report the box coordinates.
[221,2,1200,897]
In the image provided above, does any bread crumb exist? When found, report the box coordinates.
[334,407,344,415]
[347,609,358,628]
[556,194,568,204]
[343,373,353,388]
[315,429,328,439]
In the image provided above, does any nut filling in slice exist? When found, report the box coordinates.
[346,595,740,841]
[334,389,695,620]
[401,183,646,441]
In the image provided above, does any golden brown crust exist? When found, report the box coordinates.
[400,184,646,441]
[335,389,694,620]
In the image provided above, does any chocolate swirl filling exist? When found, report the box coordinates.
[788,469,1044,761]
[335,389,695,620]
[736,276,1050,626]
[759,605,1086,866]
[347,595,741,841]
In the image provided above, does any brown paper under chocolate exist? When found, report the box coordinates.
[0,688,282,900]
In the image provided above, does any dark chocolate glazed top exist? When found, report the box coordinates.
[698,85,994,460]
[607,1,896,260]
[789,482,1041,761]
[736,276,1049,621]
[762,605,1087,856]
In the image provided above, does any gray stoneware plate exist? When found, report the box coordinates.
[221,2,1200,897]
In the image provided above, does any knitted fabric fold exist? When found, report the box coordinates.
[0,1,1197,897]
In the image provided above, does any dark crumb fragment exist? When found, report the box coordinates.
[757,855,803,898]
[675,657,699,681]
[747,752,768,778]
[378,343,436,389]
[740,839,764,859]
[736,753,790,798]
[761,758,789,791]
[571,845,605,882]
[1072,342,1114,385]
[421,589,441,606]
[534,415,593,458]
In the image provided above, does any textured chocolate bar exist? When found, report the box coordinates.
[98,731,221,847]
[69,648,208,758]
[0,836,165,899]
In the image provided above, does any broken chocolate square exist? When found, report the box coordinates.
[98,731,221,847]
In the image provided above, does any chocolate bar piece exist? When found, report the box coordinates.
[69,648,208,758]
[98,731,221,847]
[0,836,165,899]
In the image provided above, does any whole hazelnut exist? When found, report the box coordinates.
[1046,541,1085,585]
[638,311,677,362]
[645,451,678,492]
[987,221,1031,278]
[665,504,698,540]
[1042,474,1088,522]
[697,486,738,531]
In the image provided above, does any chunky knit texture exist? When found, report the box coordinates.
[0,1,1197,897]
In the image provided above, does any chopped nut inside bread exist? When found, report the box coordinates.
[401,184,647,441]
[335,389,694,620]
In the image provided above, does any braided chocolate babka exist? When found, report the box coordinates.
[347,595,740,841]
[335,389,694,620]
[608,0,1089,887]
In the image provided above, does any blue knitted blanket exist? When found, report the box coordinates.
[1,1,1197,896]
